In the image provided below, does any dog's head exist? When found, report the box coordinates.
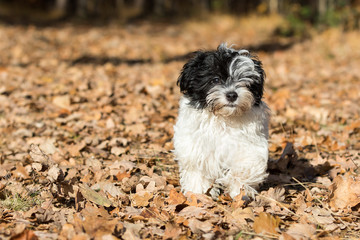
[177,43,265,117]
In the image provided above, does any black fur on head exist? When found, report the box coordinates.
[177,43,265,115]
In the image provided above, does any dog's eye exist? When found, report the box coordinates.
[212,77,220,84]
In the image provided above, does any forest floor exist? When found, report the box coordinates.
[0,15,360,239]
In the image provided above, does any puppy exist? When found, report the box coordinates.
[173,43,269,199]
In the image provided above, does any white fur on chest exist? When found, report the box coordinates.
[173,97,269,198]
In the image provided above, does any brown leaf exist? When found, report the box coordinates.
[232,207,255,221]
[29,144,50,163]
[311,207,334,225]
[270,89,289,111]
[187,218,213,234]
[111,146,126,156]
[53,95,71,109]
[72,233,91,240]
[130,191,153,207]
[115,171,131,181]
[231,190,246,209]
[167,189,186,205]
[329,172,360,210]
[12,162,30,180]
[67,142,86,157]
[184,192,215,208]
[78,184,112,207]
[163,223,182,240]
[178,206,208,219]
[286,223,316,240]
[253,212,280,235]
[345,120,360,132]
[122,222,143,240]
[106,117,115,129]
[267,187,285,202]
[47,165,64,182]
[10,229,38,240]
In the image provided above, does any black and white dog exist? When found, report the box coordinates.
[173,43,269,199]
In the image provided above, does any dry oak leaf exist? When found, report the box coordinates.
[78,184,112,207]
[285,223,316,240]
[140,207,164,220]
[163,222,182,240]
[178,206,209,219]
[52,95,71,110]
[184,192,215,208]
[10,229,38,240]
[345,120,360,133]
[231,190,246,209]
[232,207,255,221]
[168,189,187,205]
[130,191,153,207]
[12,162,30,180]
[60,224,75,240]
[311,207,334,225]
[122,222,143,240]
[39,139,57,155]
[267,187,286,202]
[187,218,213,235]
[29,144,50,163]
[253,212,281,235]
[47,165,64,182]
[111,146,127,156]
[67,142,86,157]
[92,182,125,198]
[71,233,91,240]
[329,172,360,210]
[73,206,118,239]
[116,171,131,181]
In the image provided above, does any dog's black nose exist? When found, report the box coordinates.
[226,91,238,102]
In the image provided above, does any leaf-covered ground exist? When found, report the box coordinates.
[0,15,359,239]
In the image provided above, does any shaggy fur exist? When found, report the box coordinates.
[173,43,270,198]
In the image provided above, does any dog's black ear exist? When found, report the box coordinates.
[251,59,265,105]
[177,51,205,94]
[253,59,265,83]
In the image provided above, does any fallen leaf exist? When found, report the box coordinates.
[39,139,57,155]
[111,146,126,156]
[60,223,75,239]
[78,184,112,207]
[178,206,208,219]
[253,212,280,235]
[286,223,316,240]
[231,190,246,209]
[10,229,38,240]
[167,189,186,205]
[329,172,360,210]
[106,118,115,129]
[122,222,143,240]
[163,222,182,240]
[115,171,131,181]
[130,191,153,207]
[29,144,50,163]
[67,142,86,157]
[232,207,255,221]
[187,218,213,234]
[53,95,71,109]
[47,165,64,182]
[12,162,30,180]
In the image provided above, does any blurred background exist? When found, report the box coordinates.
[1,0,360,33]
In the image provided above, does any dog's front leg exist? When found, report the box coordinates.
[179,169,212,195]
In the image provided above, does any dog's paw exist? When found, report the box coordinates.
[205,182,224,200]
[229,185,258,199]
